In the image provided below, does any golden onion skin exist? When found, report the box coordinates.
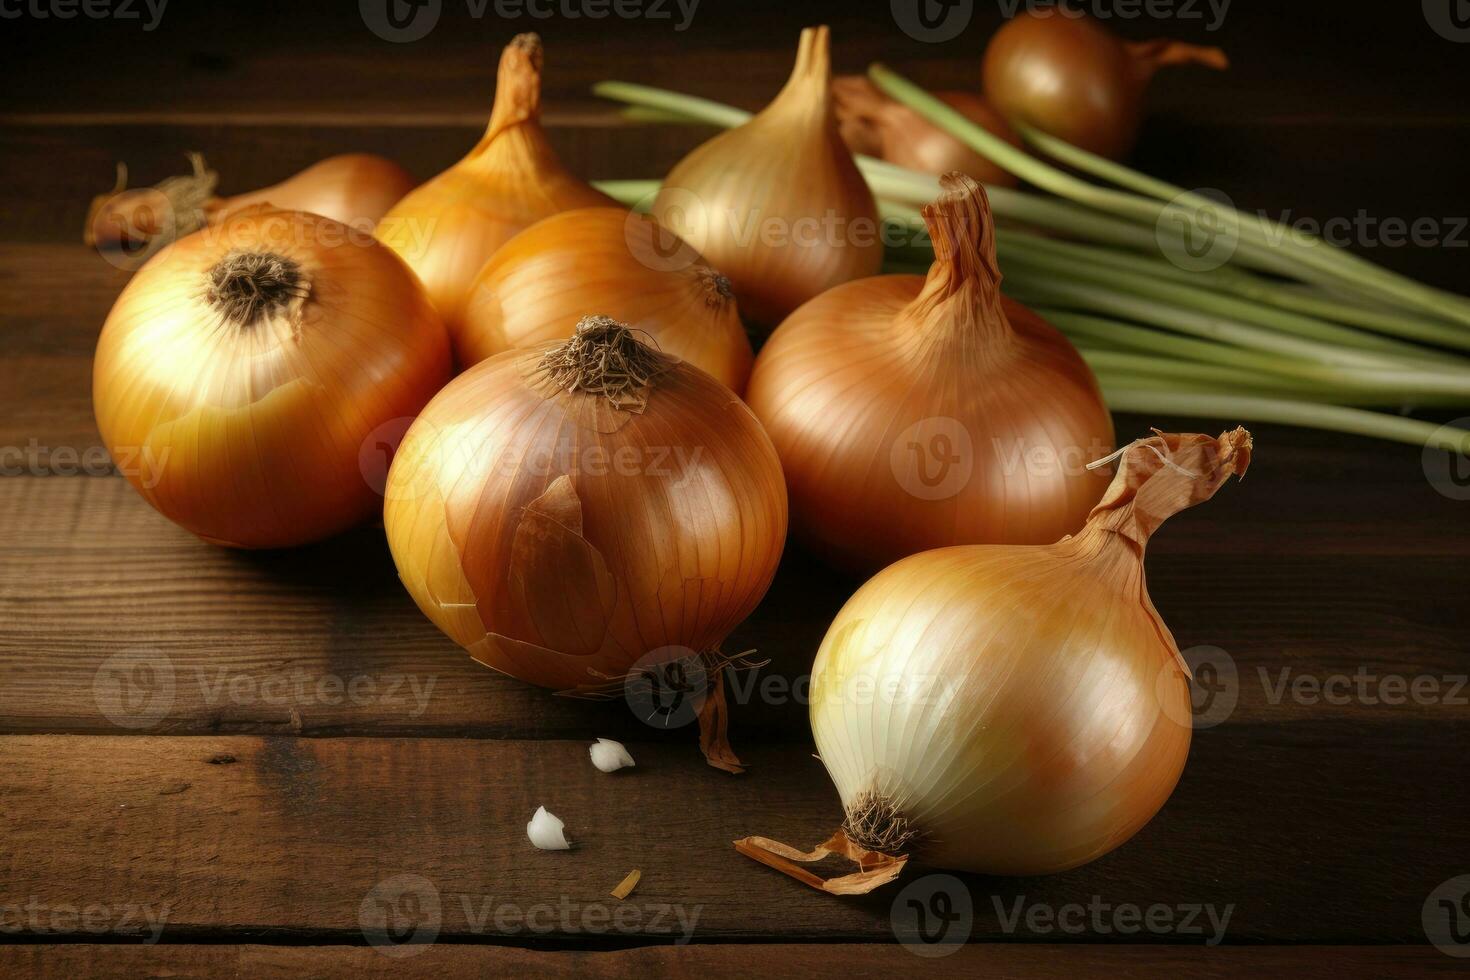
[459,208,753,392]
[808,429,1252,876]
[375,34,614,337]
[383,330,788,691]
[92,208,452,549]
[748,175,1113,573]
[652,26,882,328]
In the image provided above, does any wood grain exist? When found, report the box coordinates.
[1,475,1467,738]
[0,944,1456,979]
[0,728,1462,944]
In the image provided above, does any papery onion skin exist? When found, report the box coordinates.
[376,33,616,335]
[982,11,1228,160]
[652,26,883,328]
[459,207,753,392]
[809,429,1252,876]
[86,153,416,261]
[746,174,1113,573]
[383,316,787,693]
[93,207,452,549]
[834,76,1021,188]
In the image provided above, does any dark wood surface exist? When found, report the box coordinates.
[2,1,1468,975]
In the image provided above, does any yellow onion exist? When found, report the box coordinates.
[737,428,1252,888]
[459,207,753,392]
[652,26,882,328]
[93,206,452,548]
[833,75,1021,188]
[383,315,787,770]
[982,10,1228,160]
[376,33,615,336]
[746,173,1114,573]
[85,153,416,267]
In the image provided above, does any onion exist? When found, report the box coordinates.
[981,10,1228,160]
[652,26,882,328]
[459,207,752,392]
[85,153,416,267]
[833,76,1020,188]
[737,428,1252,889]
[375,33,615,335]
[746,173,1114,572]
[383,315,788,771]
[92,206,452,549]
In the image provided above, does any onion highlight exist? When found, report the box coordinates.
[93,206,452,548]
[459,207,753,391]
[738,428,1252,888]
[982,10,1228,160]
[747,173,1114,572]
[652,26,882,328]
[383,315,787,770]
[376,33,615,335]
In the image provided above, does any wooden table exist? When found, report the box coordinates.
[2,3,1466,975]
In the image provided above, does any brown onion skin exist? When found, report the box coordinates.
[982,11,1227,160]
[746,175,1113,574]
[383,331,788,692]
[653,26,882,329]
[208,154,415,228]
[458,207,753,392]
[93,208,452,549]
[834,76,1021,187]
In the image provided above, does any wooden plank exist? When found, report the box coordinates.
[0,944,1456,979]
[0,727,1463,943]
[0,475,1467,737]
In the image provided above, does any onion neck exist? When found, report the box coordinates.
[477,33,544,150]
[1070,428,1253,553]
[205,250,308,328]
[768,25,834,121]
[1125,38,1229,84]
[898,172,1015,356]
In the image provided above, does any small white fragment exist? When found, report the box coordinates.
[527,806,571,850]
[589,738,636,773]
